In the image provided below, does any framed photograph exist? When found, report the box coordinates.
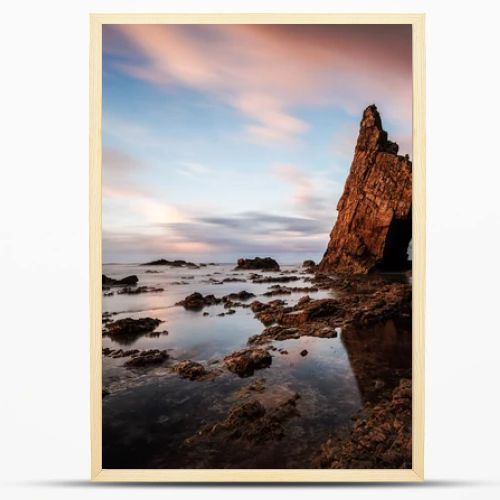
[90,13,425,482]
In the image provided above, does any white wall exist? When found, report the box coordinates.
[1,1,499,499]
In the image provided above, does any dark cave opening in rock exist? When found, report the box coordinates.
[376,213,412,271]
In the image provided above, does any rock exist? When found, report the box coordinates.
[224,348,272,377]
[314,378,412,469]
[248,326,300,345]
[172,360,209,380]
[298,295,311,306]
[145,330,169,338]
[223,290,255,302]
[263,285,318,297]
[102,274,139,286]
[117,286,164,295]
[252,278,411,332]
[247,378,266,392]
[302,260,316,269]
[319,105,412,274]
[185,394,300,446]
[252,275,300,284]
[235,257,280,272]
[300,349,308,357]
[249,300,267,313]
[103,317,162,338]
[141,258,199,268]
[102,347,140,358]
[124,349,168,367]
[176,292,221,310]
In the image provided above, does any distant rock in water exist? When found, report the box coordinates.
[319,105,412,274]
[102,274,138,286]
[235,257,280,271]
[103,317,162,337]
[141,258,199,268]
[302,260,316,269]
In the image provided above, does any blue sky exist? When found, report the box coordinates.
[102,24,412,263]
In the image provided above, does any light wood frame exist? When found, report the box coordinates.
[90,13,425,482]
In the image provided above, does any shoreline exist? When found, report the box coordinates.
[101,263,412,469]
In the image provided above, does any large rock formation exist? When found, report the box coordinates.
[319,105,412,274]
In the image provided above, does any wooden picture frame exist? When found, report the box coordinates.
[90,12,425,482]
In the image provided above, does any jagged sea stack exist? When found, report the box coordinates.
[319,105,412,274]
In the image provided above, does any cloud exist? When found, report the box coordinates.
[176,161,213,178]
[271,164,340,218]
[103,210,334,263]
[102,146,190,233]
[103,24,412,145]
[197,211,331,236]
[233,93,309,145]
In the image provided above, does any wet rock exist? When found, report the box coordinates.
[222,277,247,283]
[117,285,164,295]
[257,299,340,328]
[102,274,139,286]
[263,286,292,297]
[246,378,266,392]
[298,295,311,306]
[263,285,318,296]
[249,300,267,313]
[223,290,256,302]
[202,278,223,285]
[176,292,221,310]
[251,277,411,333]
[302,260,317,271]
[103,317,163,338]
[185,394,300,446]
[173,360,211,380]
[248,326,300,345]
[235,257,280,272]
[124,349,169,368]
[177,291,255,310]
[102,347,140,358]
[319,105,412,274]
[314,379,412,469]
[224,348,272,377]
[145,330,169,339]
[252,275,300,284]
[141,258,199,268]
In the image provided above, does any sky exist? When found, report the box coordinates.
[102,24,412,264]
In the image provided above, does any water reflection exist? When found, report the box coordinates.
[341,319,412,403]
[102,264,411,468]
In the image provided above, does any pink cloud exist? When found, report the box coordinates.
[104,24,412,144]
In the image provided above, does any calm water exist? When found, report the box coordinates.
[102,263,411,468]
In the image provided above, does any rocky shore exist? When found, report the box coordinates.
[102,106,412,470]
[102,269,412,468]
